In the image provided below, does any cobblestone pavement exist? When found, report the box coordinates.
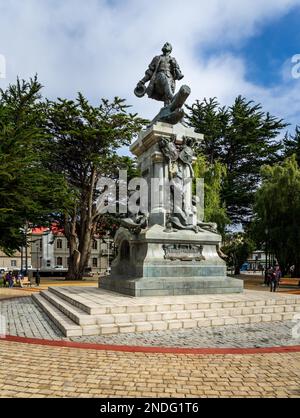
[0,288,36,300]
[0,340,300,398]
[1,296,300,348]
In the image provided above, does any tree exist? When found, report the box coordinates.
[45,94,145,280]
[254,155,300,276]
[0,77,68,254]
[283,126,300,165]
[187,96,287,224]
[222,232,255,275]
[193,155,229,235]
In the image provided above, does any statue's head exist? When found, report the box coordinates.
[162,42,172,55]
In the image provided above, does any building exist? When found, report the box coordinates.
[0,249,30,271]
[245,250,277,272]
[30,226,114,276]
[0,246,32,272]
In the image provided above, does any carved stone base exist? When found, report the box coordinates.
[99,225,243,297]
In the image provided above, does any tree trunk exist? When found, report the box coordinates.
[65,169,97,280]
[66,250,83,280]
[234,266,240,275]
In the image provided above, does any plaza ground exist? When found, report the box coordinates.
[0,275,300,398]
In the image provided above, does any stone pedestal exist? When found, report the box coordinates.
[100,225,243,296]
[99,122,243,296]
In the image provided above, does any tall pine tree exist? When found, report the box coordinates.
[0,77,68,253]
[45,94,145,280]
[187,96,287,224]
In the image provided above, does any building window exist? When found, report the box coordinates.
[57,239,63,249]
[92,240,98,250]
[11,260,17,267]
[47,260,51,267]
[56,257,63,266]
[92,258,98,268]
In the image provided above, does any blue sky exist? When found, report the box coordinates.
[236,8,300,88]
[0,0,300,133]
[199,6,300,88]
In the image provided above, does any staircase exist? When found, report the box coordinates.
[32,286,300,337]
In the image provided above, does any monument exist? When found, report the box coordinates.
[100,43,243,296]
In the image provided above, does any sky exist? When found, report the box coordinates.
[1,0,300,150]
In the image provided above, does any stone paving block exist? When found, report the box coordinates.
[190,311,204,319]
[135,322,153,332]
[96,315,115,325]
[176,311,191,319]
[118,323,136,333]
[151,321,168,331]
[168,320,183,330]
[182,320,198,329]
[272,314,283,321]
[114,314,131,324]
[130,313,147,322]
[147,313,163,321]
[162,312,177,320]
[204,310,218,318]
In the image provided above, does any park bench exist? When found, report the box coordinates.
[19,276,32,288]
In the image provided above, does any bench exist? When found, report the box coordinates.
[19,276,32,288]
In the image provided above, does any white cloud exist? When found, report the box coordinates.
[0,0,300,136]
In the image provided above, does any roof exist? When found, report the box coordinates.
[31,223,64,236]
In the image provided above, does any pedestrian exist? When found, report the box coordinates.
[35,271,40,287]
[270,266,281,292]
[7,271,14,288]
[265,267,272,287]
[275,265,282,290]
[17,271,24,287]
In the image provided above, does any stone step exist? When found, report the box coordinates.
[32,294,84,337]
[96,311,298,335]
[95,303,300,326]
[48,287,107,315]
[48,286,300,315]
[33,287,300,337]
[41,290,98,326]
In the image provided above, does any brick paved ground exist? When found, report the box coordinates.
[0,340,299,398]
[1,296,300,348]
[1,287,300,398]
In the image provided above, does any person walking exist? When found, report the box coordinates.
[275,265,282,290]
[35,271,40,287]
[7,271,14,288]
[270,266,281,292]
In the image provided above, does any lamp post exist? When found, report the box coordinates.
[265,227,269,269]
[35,238,41,287]
[103,234,111,275]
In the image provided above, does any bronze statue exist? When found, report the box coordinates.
[135,43,191,125]
[135,42,184,106]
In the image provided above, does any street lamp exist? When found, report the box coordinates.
[20,222,29,275]
[35,238,42,287]
[103,234,111,275]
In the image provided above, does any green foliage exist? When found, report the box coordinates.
[283,126,300,166]
[187,96,287,224]
[222,232,255,275]
[0,77,68,253]
[193,155,229,235]
[254,155,300,276]
[45,94,146,279]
